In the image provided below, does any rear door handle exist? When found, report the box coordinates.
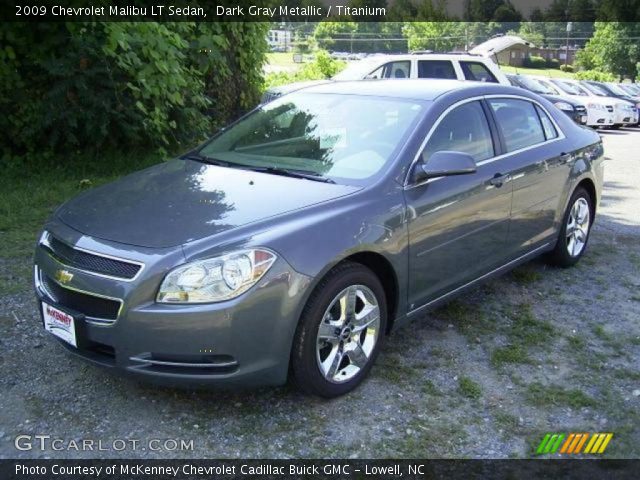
[490,173,511,187]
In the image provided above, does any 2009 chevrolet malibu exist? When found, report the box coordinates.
[35,80,604,397]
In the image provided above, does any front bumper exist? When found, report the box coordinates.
[613,108,636,125]
[585,108,614,127]
[34,222,312,388]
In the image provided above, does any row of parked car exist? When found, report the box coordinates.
[262,53,640,130]
[506,74,640,129]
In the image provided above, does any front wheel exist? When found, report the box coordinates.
[291,262,387,398]
[547,187,593,267]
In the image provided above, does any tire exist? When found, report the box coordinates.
[547,186,593,267]
[291,262,387,398]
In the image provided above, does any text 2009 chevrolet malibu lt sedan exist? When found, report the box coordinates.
[35,80,604,397]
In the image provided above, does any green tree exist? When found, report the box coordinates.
[0,21,269,158]
[578,22,640,79]
[403,22,465,52]
[517,22,546,46]
[313,20,358,52]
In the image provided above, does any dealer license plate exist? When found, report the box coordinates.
[42,302,77,347]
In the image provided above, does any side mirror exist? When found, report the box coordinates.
[414,151,477,182]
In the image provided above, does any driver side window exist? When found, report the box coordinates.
[422,101,494,164]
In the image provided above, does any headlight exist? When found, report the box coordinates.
[554,101,573,111]
[157,249,277,303]
[587,103,605,111]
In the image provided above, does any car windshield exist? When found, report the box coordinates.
[582,82,609,97]
[606,83,630,96]
[535,79,561,95]
[198,93,425,184]
[616,84,636,95]
[553,80,587,96]
[517,76,555,94]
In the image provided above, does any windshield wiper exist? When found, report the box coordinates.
[244,166,335,184]
[182,152,231,167]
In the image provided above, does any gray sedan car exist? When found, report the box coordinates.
[35,80,604,397]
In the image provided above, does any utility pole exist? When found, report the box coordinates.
[565,21,572,69]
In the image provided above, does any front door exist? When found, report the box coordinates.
[404,100,513,311]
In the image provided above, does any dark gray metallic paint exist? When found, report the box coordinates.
[35,80,604,387]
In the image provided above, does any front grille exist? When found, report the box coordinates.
[44,235,141,280]
[41,273,121,321]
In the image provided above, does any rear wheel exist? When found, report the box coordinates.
[291,262,387,398]
[548,187,593,267]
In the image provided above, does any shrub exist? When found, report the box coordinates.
[575,69,616,81]
[546,58,560,69]
[0,22,269,159]
[523,55,547,69]
[560,64,575,73]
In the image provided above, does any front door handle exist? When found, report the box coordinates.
[490,173,511,188]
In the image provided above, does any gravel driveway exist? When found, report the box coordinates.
[1,129,639,459]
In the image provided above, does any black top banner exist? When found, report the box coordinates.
[2,459,640,480]
[2,0,640,22]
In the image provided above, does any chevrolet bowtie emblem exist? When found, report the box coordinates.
[55,269,74,285]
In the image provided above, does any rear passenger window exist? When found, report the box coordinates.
[417,60,457,79]
[423,101,494,163]
[368,61,411,79]
[460,61,498,83]
[489,99,546,152]
[535,105,558,140]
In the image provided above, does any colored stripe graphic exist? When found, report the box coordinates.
[584,433,613,454]
[537,433,613,455]
[536,433,565,454]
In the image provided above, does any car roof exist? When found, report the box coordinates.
[353,53,489,61]
[294,79,511,101]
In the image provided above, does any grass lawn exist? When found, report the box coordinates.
[266,52,301,68]
[0,152,163,293]
[500,65,575,79]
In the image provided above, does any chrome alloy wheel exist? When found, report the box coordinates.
[566,197,590,257]
[316,285,380,383]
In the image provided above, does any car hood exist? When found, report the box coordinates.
[56,159,360,248]
[541,94,583,107]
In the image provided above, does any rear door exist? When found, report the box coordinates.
[486,97,569,255]
[404,100,513,310]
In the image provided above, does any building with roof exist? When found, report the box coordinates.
[470,34,579,67]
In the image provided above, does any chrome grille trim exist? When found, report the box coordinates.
[35,266,123,326]
[40,231,144,282]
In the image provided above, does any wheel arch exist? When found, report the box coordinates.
[575,177,597,215]
[294,249,401,338]
[340,251,399,334]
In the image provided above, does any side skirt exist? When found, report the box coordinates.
[392,242,552,330]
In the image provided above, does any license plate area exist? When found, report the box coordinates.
[42,302,78,347]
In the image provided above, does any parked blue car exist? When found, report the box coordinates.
[35,80,604,397]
